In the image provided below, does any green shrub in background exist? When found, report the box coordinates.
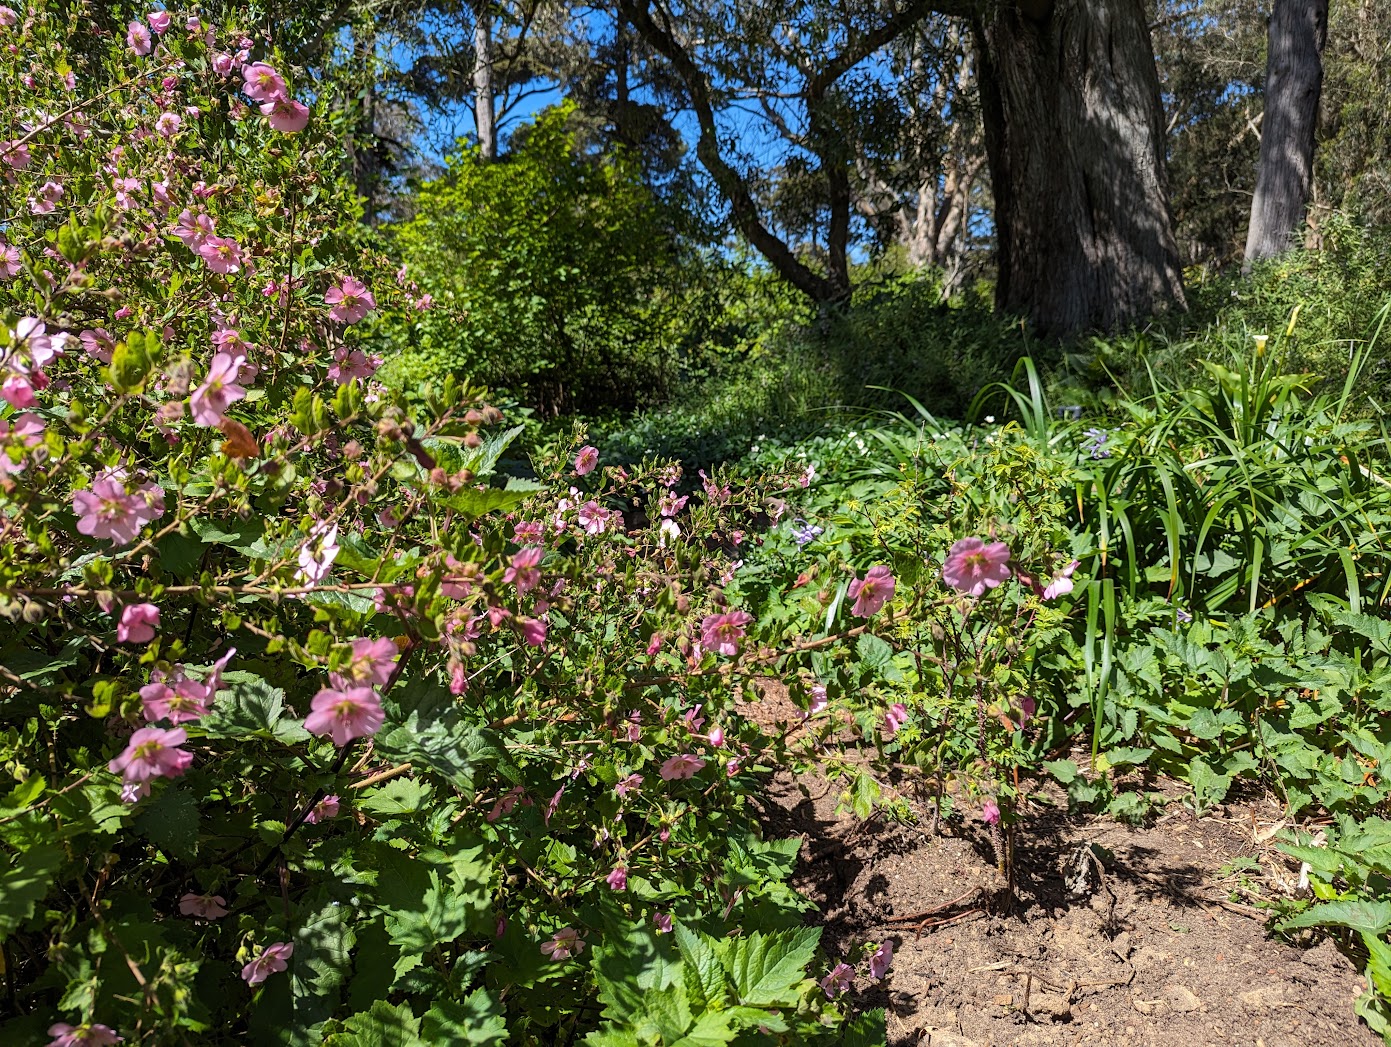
[378,102,717,416]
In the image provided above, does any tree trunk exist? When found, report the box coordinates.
[973,0,1185,335]
[473,3,497,161]
[1242,0,1328,270]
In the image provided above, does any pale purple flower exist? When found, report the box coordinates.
[653,912,673,934]
[606,866,627,891]
[614,773,643,798]
[868,940,894,981]
[46,1023,123,1047]
[242,942,293,985]
[1042,560,1080,601]
[659,754,705,780]
[72,469,165,545]
[179,893,227,919]
[304,795,340,824]
[189,351,247,425]
[147,10,172,33]
[820,962,855,998]
[295,521,339,584]
[541,927,584,961]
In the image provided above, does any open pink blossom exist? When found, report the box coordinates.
[941,537,1013,597]
[653,912,673,934]
[329,637,398,688]
[326,346,381,383]
[139,651,232,724]
[1,374,35,408]
[189,351,247,425]
[108,726,192,784]
[304,794,340,824]
[1042,559,1081,600]
[29,180,63,214]
[242,63,287,102]
[72,469,165,545]
[212,52,236,76]
[541,927,584,961]
[574,445,598,476]
[981,799,1001,826]
[848,565,896,617]
[155,111,180,136]
[699,610,753,657]
[173,208,214,248]
[803,684,829,719]
[518,617,547,648]
[868,940,894,981]
[147,10,171,33]
[0,139,30,168]
[304,685,384,746]
[820,962,855,998]
[261,96,309,133]
[614,773,643,798]
[503,546,544,594]
[15,315,57,367]
[0,7,17,29]
[242,942,293,985]
[46,1024,123,1047]
[197,235,243,274]
[79,328,115,363]
[324,277,376,324]
[606,865,628,891]
[0,241,21,278]
[884,702,909,736]
[178,893,228,919]
[659,753,705,780]
[116,603,159,643]
[127,20,152,55]
[0,412,44,477]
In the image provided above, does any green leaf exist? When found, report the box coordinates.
[357,778,433,818]
[322,1001,424,1046]
[1042,759,1080,784]
[134,787,200,860]
[0,845,61,940]
[420,989,507,1044]
[725,928,819,1007]
[202,676,309,745]
[675,925,729,1010]
[1278,899,1391,936]
[855,633,896,680]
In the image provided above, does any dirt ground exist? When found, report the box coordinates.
[744,692,1377,1046]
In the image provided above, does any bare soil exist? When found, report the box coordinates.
[745,690,1376,1046]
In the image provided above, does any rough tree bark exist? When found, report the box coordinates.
[972,0,1186,335]
[472,2,497,160]
[1242,0,1328,270]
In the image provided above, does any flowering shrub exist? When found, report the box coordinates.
[0,6,896,1043]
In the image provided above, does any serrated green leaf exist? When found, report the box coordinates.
[0,845,61,940]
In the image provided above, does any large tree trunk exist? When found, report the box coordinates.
[1242,0,1328,270]
[473,3,497,161]
[973,0,1185,336]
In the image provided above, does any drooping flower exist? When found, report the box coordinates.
[884,702,909,737]
[241,63,287,102]
[189,351,247,425]
[127,20,152,55]
[261,96,309,133]
[540,927,584,961]
[574,445,599,476]
[981,799,1001,826]
[707,724,725,747]
[699,610,753,657]
[1042,559,1080,601]
[1081,427,1112,460]
[178,893,228,919]
[324,277,376,324]
[605,866,628,891]
[941,537,1013,597]
[295,521,340,584]
[518,617,547,648]
[1,374,35,408]
[241,942,294,985]
[868,940,894,981]
[803,684,829,719]
[304,685,384,746]
[849,565,896,617]
[486,785,526,822]
[116,603,160,643]
[819,962,855,999]
[72,469,165,545]
[659,753,705,780]
[46,1023,123,1047]
[108,726,192,784]
[304,795,340,824]
[653,912,673,934]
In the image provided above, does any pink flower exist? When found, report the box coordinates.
[503,546,544,594]
[212,53,236,76]
[329,637,398,688]
[242,942,293,985]
[804,684,829,719]
[147,10,171,33]
[139,656,229,724]
[981,799,1001,826]
[0,412,44,477]
[1,374,35,408]
[868,940,894,981]
[197,235,243,273]
[189,351,247,425]
[659,754,705,780]
[304,794,340,824]
[941,537,1013,597]
[0,139,30,168]
[819,962,855,998]
[884,702,908,736]
[606,865,627,891]
[653,912,673,934]
[79,328,114,363]
[707,725,725,747]
[46,1024,123,1047]
[1017,696,1037,723]
[242,63,287,103]
[108,726,192,784]
[0,241,21,278]
[849,565,895,617]
[540,927,584,961]
[127,20,152,55]
[304,685,384,746]
[72,468,165,545]
[326,345,382,384]
[614,773,643,798]
[699,611,753,657]
[173,209,214,248]
[1042,559,1080,600]
[261,96,309,133]
[486,785,525,822]
[413,294,433,310]
[0,7,17,29]
[155,111,181,137]
[574,445,599,475]
[29,180,63,214]
[325,277,376,324]
[178,893,228,919]
[116,603,160,643]
[518,617,548,648]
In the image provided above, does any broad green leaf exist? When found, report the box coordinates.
[0,845,61,940]
[725,928,819,1007]
[420,989,507,1044]
[134,787,199,860]
[357,778,433,818]
[1277,898,1391,936]
[322,1001,424,1046]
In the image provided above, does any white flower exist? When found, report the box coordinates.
[295,522,340,585]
